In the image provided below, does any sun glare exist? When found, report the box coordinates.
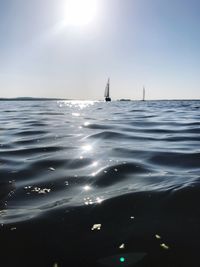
[65,0,98,26]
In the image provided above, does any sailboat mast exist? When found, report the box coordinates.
[143,86,145,101]
[107,78,110,97]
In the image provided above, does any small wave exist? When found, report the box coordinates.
[165,136,200,142]
[94,162,150,187]
[0,146,65,157]
[83,123,112,130]
[88,131,131,140]
[149,152,200,169]
[28,157,93,170]
[14,130,48,136]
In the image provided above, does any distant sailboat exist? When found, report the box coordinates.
[142,86,145,101]
[104,78,111,102]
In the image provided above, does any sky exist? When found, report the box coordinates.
[0,0,199,100]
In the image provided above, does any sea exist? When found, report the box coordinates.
[0,100,200,267]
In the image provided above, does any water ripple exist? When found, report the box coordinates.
[0,100,200,266]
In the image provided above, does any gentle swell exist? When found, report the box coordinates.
[0,100,200,267]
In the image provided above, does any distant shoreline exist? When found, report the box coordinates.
[0,97,68,101]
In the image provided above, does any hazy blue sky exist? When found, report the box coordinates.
[0,0,199,99]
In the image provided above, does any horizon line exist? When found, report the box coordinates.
[0,97,199,101]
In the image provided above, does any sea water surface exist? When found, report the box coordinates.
[0,100,200,267]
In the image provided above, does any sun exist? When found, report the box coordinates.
[65,0,98,26]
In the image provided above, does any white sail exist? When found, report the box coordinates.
[104,78,110,98]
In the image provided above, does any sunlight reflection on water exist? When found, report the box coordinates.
[82,144,93,152]
[60,100,97,109]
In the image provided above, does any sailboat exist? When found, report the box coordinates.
[142,86,145,101]
[104,78,111,102]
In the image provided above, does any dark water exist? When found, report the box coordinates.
[0,100,200,267]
